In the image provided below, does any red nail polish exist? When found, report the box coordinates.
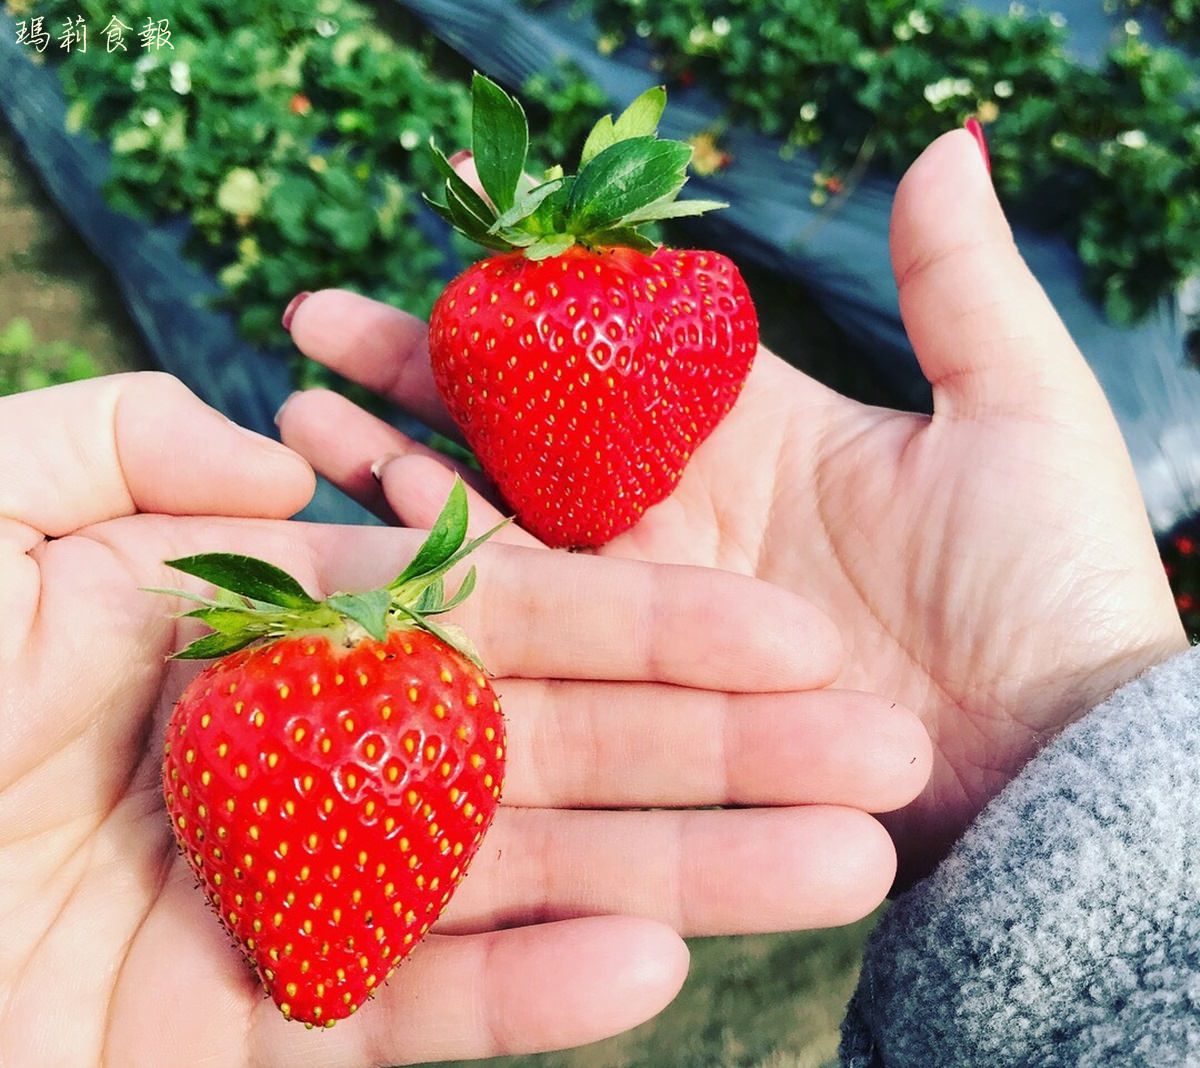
[281,291,311,332]
[964,118,992,176]
[447,149,473,168]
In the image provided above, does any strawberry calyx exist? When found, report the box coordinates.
[150,478,503,666]
[425,73,726,260]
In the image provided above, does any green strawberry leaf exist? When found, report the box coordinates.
[438,518,512,576]
[471,73,528,215]
[580,114,617,168]
[392,477,470,586]
[525,233,576,260]
[166,554,316,609]
[586,226,658,253]
[182,606,268,637]
[488,178,563,233]
[619,197,728,225]
[171,629,263,661]
[398,608,485,669]
[421,192,458,228]
[568,137,691,234]
[611,86,667,141]
[429,141,497,226]
[326,589,391,641]
[140,585,216,607]
[427,566,477,615]
[415,576,446,613]
[492,227,539,248]
[446,186,513,251]
[530,177,575,233]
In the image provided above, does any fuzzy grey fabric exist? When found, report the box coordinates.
[841,647,1200,1067]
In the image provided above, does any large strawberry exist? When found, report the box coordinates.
[426,75,758,548]
[159,482,505,1026]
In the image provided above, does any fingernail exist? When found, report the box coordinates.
[273,390,301,427]
[447,149,473,168]
[371,453,400,481]
[964,118,992,176]
[281,291,312,333]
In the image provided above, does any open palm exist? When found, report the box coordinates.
[279,132,1184,883]
[1,375,927,1066]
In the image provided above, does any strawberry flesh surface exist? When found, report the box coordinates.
[430,245,758,547]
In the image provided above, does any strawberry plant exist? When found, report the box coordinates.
[585,0,1199,323]
[426,77,758,547]
[0,317,99,396]
[1127,0,1199,47]
[39,0,466,350]
[30,0,597,391]
[159,480,507,1026]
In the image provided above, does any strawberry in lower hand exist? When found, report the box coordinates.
[426,76,759,548]
[159,481,505,1027]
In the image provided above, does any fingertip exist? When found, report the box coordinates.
[885,700,935,808]
[848,695,935,813]
[120,373,316,519]
[271,386,324,440]
[890,128,1008,295]
[809,809,898,926]
[669,570,843,692]
[894,128,995,230]
[376,452,458,527]
[280,286,336,343]
[491,916,689,1053]
[568,917,690,1037]
[746,579,844,690]
[379,453,543,546]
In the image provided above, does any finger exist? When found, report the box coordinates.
[891,130,1104,420]
[294,529,844,690]
[250,916,688,1067]
[376,452,543,547]
[274,389,484,523]
[128,518,842,692]
[0,372,314,538]
[495,682,931,811]
[441,806,896,936]
[286,290,457,436]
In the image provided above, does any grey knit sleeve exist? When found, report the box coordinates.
[840,646,1200,1068]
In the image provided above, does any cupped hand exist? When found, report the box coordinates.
[0,373,926,1067]
[277,130,1186,884]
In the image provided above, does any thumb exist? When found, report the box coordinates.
[890,128,1102,420]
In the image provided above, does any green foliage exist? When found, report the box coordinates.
[588,0,1199,322]
[1127,0,1200,47]
[44,0,473,350]
[0,317,100,396]
[32,1,650,387]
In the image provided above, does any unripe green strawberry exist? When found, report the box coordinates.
[425,77,758,548]
[158,481,505,1026]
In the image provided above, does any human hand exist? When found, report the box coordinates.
[0,373,927,1066]
[278,129,1185,885]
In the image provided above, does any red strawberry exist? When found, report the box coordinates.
[159,481,505,1026]
[425,76,758,548]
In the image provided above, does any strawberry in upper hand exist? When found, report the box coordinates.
[426,75,759,548]
[159,480,506,1027]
